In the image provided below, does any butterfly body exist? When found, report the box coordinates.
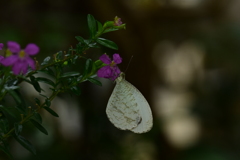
[106,72,153,133]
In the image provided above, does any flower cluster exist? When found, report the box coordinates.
[114,16,123,26]
[97,53,122,81]
[0,41,39,75]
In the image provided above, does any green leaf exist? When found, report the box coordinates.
[97,20,103,33]
[87,78,102,86]
[39,68,55,77]
[61,72,80,78]
[41,56,51,66]
[87,14,97,38]
[43,107,59,117]
[14,123,23,136]
[30,119,48,135]
[4,85,19,90]
[45,99,51,108]
[70,86,81,95]
[87,42,99,48]
[35,77,55,86]
[75,36,85,43]
[33,112,42,124]
[96,38,118,50]
[30,76,42,93]
[103,28,118,33]
[14,135,36,155]
[83,59,93,77]
[0,105,21,120]
[6,79,18,86]
[39,93,48,99]
[0,115,9,133]
[34,98,41,106]
[7,89,21,104]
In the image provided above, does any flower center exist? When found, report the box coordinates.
[110,61,116,67]
[19,50,26,58]
[5,49,13,57]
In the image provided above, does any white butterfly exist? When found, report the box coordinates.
[106,72,153,133]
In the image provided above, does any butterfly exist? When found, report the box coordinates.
[106,72,153,133]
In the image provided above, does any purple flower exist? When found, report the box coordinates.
[0,43,3,50]
[1,41,39,75]
[97,53,122,80]
[114,16,123,26]
[0,55,4,63]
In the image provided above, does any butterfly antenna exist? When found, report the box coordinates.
[124,55,134,74]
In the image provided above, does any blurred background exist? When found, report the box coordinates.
[1,0,240,159]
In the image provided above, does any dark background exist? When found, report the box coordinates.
[1,0,240,159]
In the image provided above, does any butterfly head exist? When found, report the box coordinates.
[115,72,125,83]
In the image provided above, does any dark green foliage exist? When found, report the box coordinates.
[43,107,59,117]
[30,119,48,135]
[14,123,22,136]
[70,86,81,95]
[30,76,42,93]
[87,78,102,86]
[87,14,97,38]
[0,14,125,158]
[13,134,36,155]
[41,56,51,66]
[96,38,118,50]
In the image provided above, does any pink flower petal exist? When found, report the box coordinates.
[0,55,4,62]
[26,57,36,70]
[12,61,28,75]
[1,55,18,66]
[7,41,21,53]
[99,54,111,64]
[24,43,39,56]
[97,66,112,78]
[113,54,122,64]
[0,43,4,50]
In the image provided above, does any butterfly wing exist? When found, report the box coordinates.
[106,79,141,131]
[106,75,153,133]
[128,80,153,133]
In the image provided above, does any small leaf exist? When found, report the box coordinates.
[33,112,42,124]
[0,115,9,134]
[97,21,103,33]
[4,85,19,90]
[6,79,18,86]
[70,86,81,95]
[96,38,118,50]
[56,51,64,61]
[14,123,23,136]
[83,59,93,77]
[30,119,48,135]
[0,105,21,120]
[45,99,51,108]
[7,89,21,104]
[41,56,51,66]
[103,28,118,33]
[75,36,85,43]
[43,107,59,117]
[34,98,41,106]
[61,72,80,78]
[35,77,55,86]
[14,135,36,155]
[30,76,42,93]
[39,93,48,99]
[87,78,102,86]
[39,68,55,77]
[87,14,97,38]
